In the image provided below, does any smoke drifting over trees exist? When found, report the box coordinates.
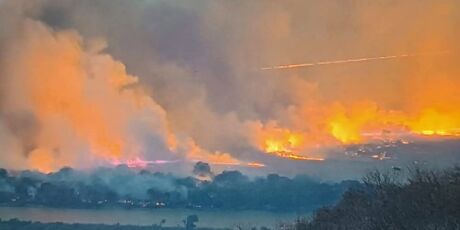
[0,165,355,211]
[193,162,213,179]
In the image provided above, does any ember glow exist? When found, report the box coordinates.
[268,151,325,161]
[249,122,326,161]
[246,162,266,168]
[263,137,325,161]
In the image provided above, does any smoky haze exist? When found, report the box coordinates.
[0,0,460,179]
[0,164,357,211]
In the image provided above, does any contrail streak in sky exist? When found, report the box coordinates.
[260,51,451,70]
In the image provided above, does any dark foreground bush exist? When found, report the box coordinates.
[284,166,460,230]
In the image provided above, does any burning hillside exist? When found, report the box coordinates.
[0,1,459,175]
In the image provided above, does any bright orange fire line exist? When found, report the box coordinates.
[247,162,266,168]
[260,51,451,70]
[192,160,266,168]
[268,151,325,161]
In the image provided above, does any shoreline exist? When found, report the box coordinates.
[0,206,308,228]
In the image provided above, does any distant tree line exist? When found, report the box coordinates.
[0,166,356,211]
[283,165,460,230]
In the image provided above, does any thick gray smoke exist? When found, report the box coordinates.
[193,161,213,179]
[1,0,460,179]
[13,166,188,200]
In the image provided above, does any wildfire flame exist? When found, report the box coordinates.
[253,103,460,161]
[256,49,460,152]
[2,2,460,173]
[250,123,326,161]
[267,151,325,161]
[246,162,266,168]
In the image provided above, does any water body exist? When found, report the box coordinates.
[0,207,307,228]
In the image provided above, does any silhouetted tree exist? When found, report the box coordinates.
[184,214,199,230]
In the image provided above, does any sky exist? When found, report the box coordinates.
[0,0,460,180]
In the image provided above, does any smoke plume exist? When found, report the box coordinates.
[1,0,460,177]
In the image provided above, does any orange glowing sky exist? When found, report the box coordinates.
[0,0,459,173]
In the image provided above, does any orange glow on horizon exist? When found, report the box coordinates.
[4,10,460,173]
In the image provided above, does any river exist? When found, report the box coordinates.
[0,206,307,228]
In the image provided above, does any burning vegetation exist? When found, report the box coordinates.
[0,0,459,173]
